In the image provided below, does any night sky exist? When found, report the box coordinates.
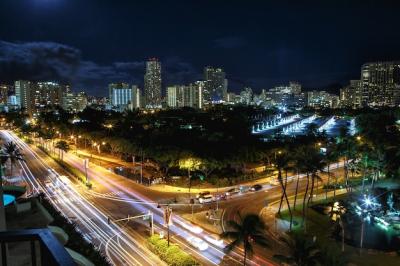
[1,0,400,96]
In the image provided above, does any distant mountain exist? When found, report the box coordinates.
[303,82,343,95]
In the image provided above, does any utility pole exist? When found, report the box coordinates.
[84,159,89,185]
[140,150,143,184]
[188,168,191,200]
[164,206,172,246]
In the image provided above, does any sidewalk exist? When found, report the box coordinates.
[74,147,345,196]
[77,148,279,193]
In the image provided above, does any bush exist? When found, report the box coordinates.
[147,235,199,266]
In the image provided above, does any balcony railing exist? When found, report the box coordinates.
[0,229,75,266]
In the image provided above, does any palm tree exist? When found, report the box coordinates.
[274,233,321,266]
[222,213,270,265]
[0,141,24,231]
[274,151,294,231]
[296,146,325,230]
[55,140,70,161]
[3,141,23,177]
[306,150,325,207]
[324,142,338,199]
[292,147,303,211]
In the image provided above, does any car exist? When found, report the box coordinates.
[239,185,250,193]
[225,188,240,196]
[250,184,262,191]
[215,194,226,201]
[204,235,224,248]
[199,194,214,204]
[196,191,211,199]
[188,236,209,251]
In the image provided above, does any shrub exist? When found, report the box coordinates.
[147,235,199,266]
[40,195,111,266]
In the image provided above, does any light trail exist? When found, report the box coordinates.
[1,130,162,266]
[58,140,262,265]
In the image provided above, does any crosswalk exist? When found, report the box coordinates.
[51,190,124,204]
[84,190,124,199]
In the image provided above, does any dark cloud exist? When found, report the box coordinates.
[213,36,247,49]
[162,56,202,85]
[0,40,200,95]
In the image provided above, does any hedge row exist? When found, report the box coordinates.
[38,146,92,188]
[40,195,111,266]
[147,235,200,266]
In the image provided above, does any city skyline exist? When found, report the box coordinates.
[1,1,400,95]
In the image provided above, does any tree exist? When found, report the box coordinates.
[306,149,325,207]
[179,157,201,199]
[306,123,319,137]
[55,140,70,161]
[222,213,270,266]
[296,146,325,230]
[274,233,321,266]
[274,151,293,231]
[0,141,24,231]
[3,141,24,177]
[324,142,339,199]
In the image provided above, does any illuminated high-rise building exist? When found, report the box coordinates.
[15,80,31,112]
[339,80,362,108]
[203,66,227,103]
[62,91,88,112]
[109,82,134,111]
[15,81,66,116]
[131,85,142,109]
[144,58,162,108]
[167,83,203,109]
[361,61,400,107]
[0,84,10,104]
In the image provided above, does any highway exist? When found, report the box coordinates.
[2,130,275,266]
[1,130,165,265]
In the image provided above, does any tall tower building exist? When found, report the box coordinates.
[0,84,10,104]
[203,66,227,103]
[339,80,362,108]
[361,62,400,107]
[15,80,31,112]
[131,85,142,109]
[144,58,162,108]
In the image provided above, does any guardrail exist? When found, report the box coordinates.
[0,229,74,266]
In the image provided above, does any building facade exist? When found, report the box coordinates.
[339,80,362,108]
[167,83,203,109]
[109,82,134,111]
[15,81,67,116]
[131,85,142,109]
[361,61,400,107]
[62,91,88,112]
[203,66,227,103]
[144,58,162,108]
[307,90,339,109]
